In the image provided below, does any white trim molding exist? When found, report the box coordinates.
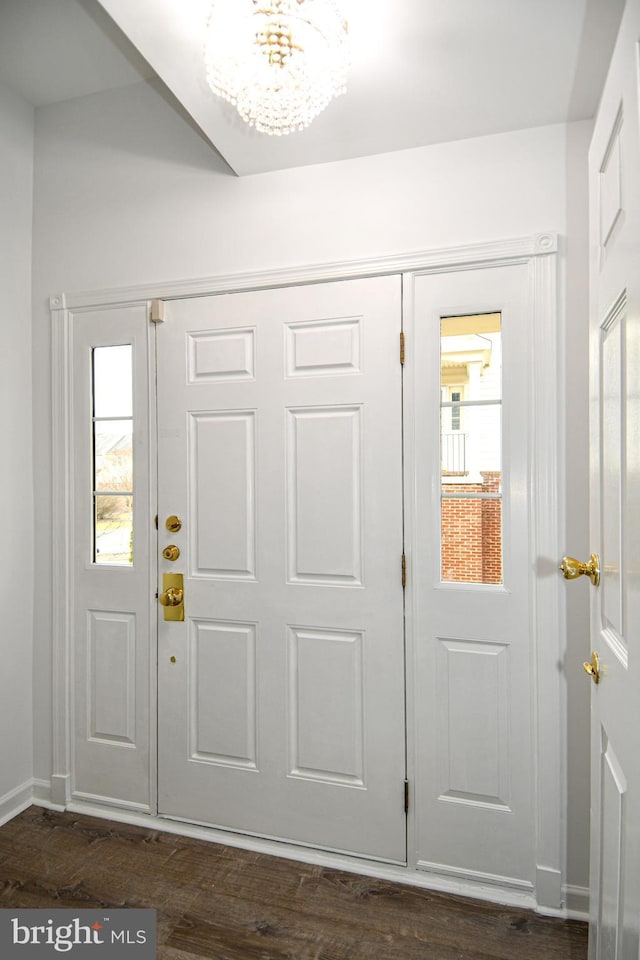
[50,233,563,913]
[55,234,558,312]
[529,249,565,912]
[0,780,36,827]
[51,302,73,809]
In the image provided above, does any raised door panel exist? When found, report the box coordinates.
[187,327,256,383]
[88,610,136,746]
[285,317,362,378]
[288,625,364,785]
[189,619,257,769]
[599,107,624,252]
[287,406,362,585]
[189,411,256,579]
[435,638,510,809]
[596,736,627,960]
[600,305,624,644]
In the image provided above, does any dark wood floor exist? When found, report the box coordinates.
[0,807,587,959]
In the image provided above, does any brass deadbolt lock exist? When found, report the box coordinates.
[166,515,182,533]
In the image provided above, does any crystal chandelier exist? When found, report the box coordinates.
[204,0,349,136]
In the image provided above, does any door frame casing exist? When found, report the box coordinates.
[49,232,566,911]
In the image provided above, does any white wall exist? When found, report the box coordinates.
[31,78,589,893]
[0,81,34,812]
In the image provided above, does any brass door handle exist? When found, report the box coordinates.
[159,587,183,606]
[583,651,600,684]
[560,553,600,586]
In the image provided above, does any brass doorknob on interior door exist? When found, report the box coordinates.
[560,553,600,586]
[583,651,600,684]
[159,587,183,607]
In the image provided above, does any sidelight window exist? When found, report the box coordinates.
[92,345,134,565]
[440,313,502,584]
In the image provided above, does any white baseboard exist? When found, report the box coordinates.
[32,778,66,811]
[563,884,590,922]
[71,790,151,815]
[416,859,535,898]
[0,779,35,827]
[12,788,589,921]
[50,774,71,807]
[535,865,563,912]
[58,798,539,911]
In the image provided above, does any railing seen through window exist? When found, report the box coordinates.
[92,345,134,565]
[440,313,502,584]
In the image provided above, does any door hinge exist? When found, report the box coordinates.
[402,553,407,588]
[400,331,405,365]
[404,779,409,813]
[150,299,165,323]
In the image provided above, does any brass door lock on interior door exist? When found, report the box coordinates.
[583,651,600,685]
[560,553,600,586]
[159,572,184,621]
[162,545,180,561]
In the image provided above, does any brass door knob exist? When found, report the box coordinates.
[160,573,184,621]
[583,651,600,684]
[162,545,180,561]
[165,515,182,533]
[560,553,600,586]
[159,587,184,607]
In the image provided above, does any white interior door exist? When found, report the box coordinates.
[156,276,406,861]
[587,1,640,954]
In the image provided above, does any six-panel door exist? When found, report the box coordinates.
[588,1,640,954]
[156,277,407,861]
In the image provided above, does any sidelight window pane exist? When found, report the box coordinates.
[440,405,502,486]
[440,313,503,584]
[441,496,502,584]
[95,496,133,565]
[94,420,133,492]
[93,345,132,418]
[92,345,134,565]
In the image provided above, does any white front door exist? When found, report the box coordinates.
[587,1,640,954]
[156,277,407,861]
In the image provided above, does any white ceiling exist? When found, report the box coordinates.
[0,0,625,176]
[0,0,154,106]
